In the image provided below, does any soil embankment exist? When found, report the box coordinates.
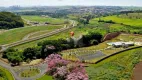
[102,32,120,42]
[132,62,142,80]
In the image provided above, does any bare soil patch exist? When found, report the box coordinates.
[133,62,142,80]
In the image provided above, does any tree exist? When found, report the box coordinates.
[23,47,38,60]
[2,48,17,58]
[0,12,24,29]
[6,51,23,65]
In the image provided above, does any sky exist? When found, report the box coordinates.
[0,0,142,7]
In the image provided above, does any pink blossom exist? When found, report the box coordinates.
[45,54,89,80]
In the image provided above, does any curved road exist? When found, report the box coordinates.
[0,60,21,80]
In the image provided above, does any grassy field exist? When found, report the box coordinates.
[28,30,49,38]
[22,15,65,24]
[97,15,142,27]
[86,47,142,80]
[0,25,63,45]
[37,75,53,80]
[0,66,14,80]
[90,13,142,34]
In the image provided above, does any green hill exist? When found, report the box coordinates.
[0,12,24,29]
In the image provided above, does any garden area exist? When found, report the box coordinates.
[20,68,40,77]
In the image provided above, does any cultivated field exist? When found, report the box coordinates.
[97,13,142,27]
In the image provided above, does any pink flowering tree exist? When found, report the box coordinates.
[66,62,88,80]
[45,54,68,76]
[45,54,89,80]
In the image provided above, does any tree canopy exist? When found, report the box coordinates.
[0,12,24,29]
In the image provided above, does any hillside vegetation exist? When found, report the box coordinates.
[0,12,24,29]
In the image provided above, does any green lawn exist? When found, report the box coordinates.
[0,66,14,80]
[37,75,53,80]
[0,25,63,45]
[22,15,65,24]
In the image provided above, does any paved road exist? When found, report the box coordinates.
[0,60,21,80]
[0,59,48,80]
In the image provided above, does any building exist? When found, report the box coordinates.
[107,42,134,48]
